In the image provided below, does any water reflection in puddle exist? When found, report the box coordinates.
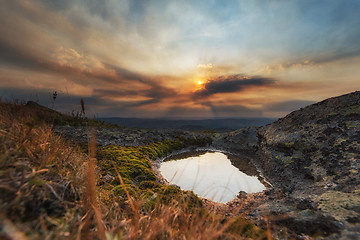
[160,152,266,203]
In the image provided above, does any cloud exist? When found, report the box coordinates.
[0,39,51,71]
[1,0,359,119]
[197,63,214,69]
[0,36,160,90]
[193,74,276,98]
[312,49,360,65]
[93,83,179,107]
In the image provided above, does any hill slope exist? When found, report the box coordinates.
[222,91,360,238]
[259,91,360,192]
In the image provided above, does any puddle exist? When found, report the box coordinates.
[160,151,266,203]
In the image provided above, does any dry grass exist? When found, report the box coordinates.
[0,101,268,240]
[0,101,86,239]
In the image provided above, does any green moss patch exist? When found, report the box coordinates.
[227,216,266,239]
[96,138,211,207]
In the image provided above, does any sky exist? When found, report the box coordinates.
[1,0,360,119]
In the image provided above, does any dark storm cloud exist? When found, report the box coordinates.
[0,40,53,72]
[93,83,179,107]
[93,84,177,100]
[144,84,178,100]
[194,75,275,98]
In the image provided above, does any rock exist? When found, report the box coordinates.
[232,91,360,238]
[236,191,247,199]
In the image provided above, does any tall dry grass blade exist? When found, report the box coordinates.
[158,170,178,202]
[83,128,106,240]
[93,203,107,240]
[191,158,201,191]
[264,215,272,240]
[114,167,136,213]
[114,167,140,240]
[76,212,89,240]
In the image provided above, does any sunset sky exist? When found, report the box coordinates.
[1,0,360,119]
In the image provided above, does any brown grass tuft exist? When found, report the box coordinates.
[0,101,87,238]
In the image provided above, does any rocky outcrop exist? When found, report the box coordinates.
[223,91,360,239]
[258,91,360,187]
[257,91,360,190]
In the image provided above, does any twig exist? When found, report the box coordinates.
[45,183,63,201]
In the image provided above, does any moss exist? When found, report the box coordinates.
[97,139,207,208]
[334,137,346,146]
[112,184,139,199]
[284,142,295,148]
[326,111,338,117]
[346,121,360,129]
[349,169,358,174]
[326,105,360,118]
[284,158,295,167]
[344,105,360,115]
[276,155,294,167]
[139,180,164,191]
[139,181,201,207]
[346,152,359,160]
[98,136,213,177]
[226,216,266,239]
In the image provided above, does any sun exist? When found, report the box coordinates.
[194,79,205,90]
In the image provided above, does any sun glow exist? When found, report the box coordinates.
[195,80,205,90]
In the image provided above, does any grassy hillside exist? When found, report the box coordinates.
[0,101,267,240]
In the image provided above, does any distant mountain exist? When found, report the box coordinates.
[99,117,276,131]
